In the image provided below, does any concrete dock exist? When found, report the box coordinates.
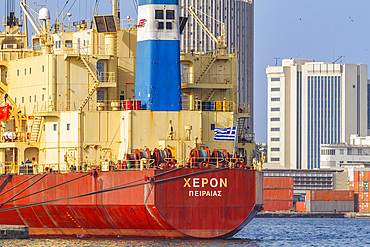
[0,225,29,239]
[256,211,370,219]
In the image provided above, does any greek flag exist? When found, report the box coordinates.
[214,127,236,141]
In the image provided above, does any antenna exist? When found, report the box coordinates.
[332,55,343,64]
[274,57,280,66]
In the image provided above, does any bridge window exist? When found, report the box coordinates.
[155,10,164,19]
[158,22,164,29]
[166,10,175,19]
[166,22,172,29]
[65,40,72,48]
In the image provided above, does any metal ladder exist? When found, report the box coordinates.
[30,117,43,142]
[195,55,217,84]
[78,56,101,111]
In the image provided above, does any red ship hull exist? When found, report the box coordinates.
[0,168,263,238]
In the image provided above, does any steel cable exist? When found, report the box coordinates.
[0,173,48,208]
[3,172,91,204]
[0,167,227,213]
[0,173,39,197]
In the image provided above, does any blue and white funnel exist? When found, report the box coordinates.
[134,0,181,111]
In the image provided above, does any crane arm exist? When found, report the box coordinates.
[20,1,41,35]
[187,6,218,44]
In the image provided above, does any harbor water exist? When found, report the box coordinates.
[0,218,369,246]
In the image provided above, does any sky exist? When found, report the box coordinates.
[4,0,370,144]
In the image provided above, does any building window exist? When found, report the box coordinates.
[29,96,32,102]
[358,149,362,155]
[34,95,36,102]
[65,40,72,48]
[42,94,44,101]
[271,118,280,121]
[271,148,280,151]
[30,68,31,74]
[22,97,24,103]
[347,148,352,155]
[25,68,26,75]
[271,78,280,81]
[42,66,44,72]
[271,127,280,131]
[158,22,164,29]
[43,124,45,131]
[271,88,280,92]
[67,123,71,131]
[155,10,164,19]
[17,70,19,76]
[271,138,280,141]
[14,98,16,103]
[166,10,175,19]
[166,22,172,29]
[271,98,280,101]
[271,108,280,111]
[271,158,280,161]
[53,124,57,131]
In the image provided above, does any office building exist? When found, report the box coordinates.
[266,59,367,169]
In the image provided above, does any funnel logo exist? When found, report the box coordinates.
[136,19,147,27]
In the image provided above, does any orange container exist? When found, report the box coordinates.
[354,182,360,192]
[349,182,354,191]
[263,177,294,189]
[296,202,306,212]
[359,192,369,202]
[359,182,364,192]
[359,171,365,182]
[358,202,369,212]
[354,171,359,182]
[263,200,293,211]
[365,171,369,181]
[263,189,293,201]
[306,190,354,201]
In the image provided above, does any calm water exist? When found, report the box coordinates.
[0,218,369,246]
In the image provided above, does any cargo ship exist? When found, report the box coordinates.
[0,0,263,238]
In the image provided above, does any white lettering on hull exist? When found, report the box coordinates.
[188,190,222,197]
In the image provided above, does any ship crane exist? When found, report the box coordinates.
[187,6,227,55]
[19,1,42,35]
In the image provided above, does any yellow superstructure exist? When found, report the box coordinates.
[0,3,254,174]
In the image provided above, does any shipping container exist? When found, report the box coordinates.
[359,171,365,182]
[349,181,354,191]
[263,200,293,211]
[263,177,294,189]
[306,190,354,201]
[359,182,364,192]
[364,181,369,192]
[296,202,306,212]
[354,203,359,212]
[354,171,359,182]
[358,192,369,202]
[306,201,354,212]
[264,189,294,201]
[364,171,369,181]
[358,202,369,213]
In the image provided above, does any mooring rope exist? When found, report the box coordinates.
[0,173,39,197]
[0,167,227,213]
[0,173,48,208]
